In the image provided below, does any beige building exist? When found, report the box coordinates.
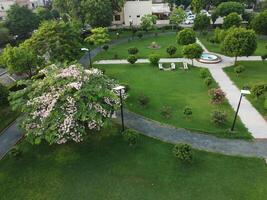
[112,0,171,26]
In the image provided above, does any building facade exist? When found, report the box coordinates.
[112,0,171,26]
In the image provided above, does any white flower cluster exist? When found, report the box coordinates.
[57,97,82,144]
[56,65,82,79]
[67,82,82,90]
[84,68,102,76]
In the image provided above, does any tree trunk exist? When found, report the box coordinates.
[234,56,237,66]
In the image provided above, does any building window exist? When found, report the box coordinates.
[137,15,140,18]
[115,15,121,21]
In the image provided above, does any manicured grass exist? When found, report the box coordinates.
[94,33,183,60]
[0,105,18,133]
[197,32,267,56]
[0,125,266,200]
[224,61,267,118]
[98,63,250,139]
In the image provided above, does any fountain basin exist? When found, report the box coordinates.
[197,53,222,64]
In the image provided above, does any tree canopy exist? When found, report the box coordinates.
[177,29,196,45]
[169,8,186,28]
[5,4,39,37]
[251,10,267,35]
[193,14,210,32]
[191,0,202,14]
[0,27,11,45]
[221,27,257,64]
[182,43,203,66]
[216,1,245,17]
[223,12,242,29]
[23,21,82,63]
[9,63,126,145]
[141,14,157,31]
[85,27,110,45]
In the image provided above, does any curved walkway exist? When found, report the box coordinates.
[116,110,267,158]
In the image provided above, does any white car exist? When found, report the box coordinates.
[186,10,193,16]
[187,15,195,20]
[184,19,194,24]
[200,10,211,17]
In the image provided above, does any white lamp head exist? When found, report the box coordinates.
[241,90,251,95]
[113,86,125,91]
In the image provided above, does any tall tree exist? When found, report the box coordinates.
[0,27,11,45]
[223,12,242,29]
[5,4,39,37]
[9,64,126,145]
[23,21,82,63]
[251,10,267,35]
[216,1,244,17]
[85,27,110,45]
[169,8,186,29]
[221,27,257,64]
[191,0,202,14]
[82,0,113,27]
[140,14,157,32]
[193,14,210,33]
[182,43,203,66]
[0,44,43,77]
[177,29,196,45]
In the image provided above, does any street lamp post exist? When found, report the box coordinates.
[231,90,251,132]
[81,48,92,68]
[113,86,125,132]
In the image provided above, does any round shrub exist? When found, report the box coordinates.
[113,53,119,59]
[0,83,9,105]
[211,110,227,126]
[127,55,138,64]
[102,44,109,51]
[183,106,193,118]
[209,88,226,104]
[204,77,213,87]
[251,83,267,99]
[137,94,150,107]
[123,129,139,146]
[149,54,160,65]
[177,28,196,45]
[234,65,245,75]
[173,144,193,162]
[199,68,209,79]
[160,106,172,119]
[128,47,139,55]
[261,54,267,61]
[166,45,177,57]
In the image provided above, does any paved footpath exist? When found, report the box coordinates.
[116,110,267,158]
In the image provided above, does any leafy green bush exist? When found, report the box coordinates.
[173,144,193,162]
[234,65,245,75]
[199,68,209,79]
[123,129,139,146]
[137,94,150,107]
[177,28,196,45]
[204,76,213,87]
[251,83,267,99]
[183,106,193,118]
[211,110,227,126]
[0,83,9,105]
[161,106,172,119]
[166,45,177,57]
[137,32,143,39]
[127,55,138,64]
[9,146,22,158]
[149,54,160,65]
[102,44,109,51]
[128,47,139,55]
[261,54,267,61]
[209,88,225,104]
[264,98,267,110]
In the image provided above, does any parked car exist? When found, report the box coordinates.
[187,15,195,20]
[200,10,211,17]
[185,10,193,16]
[183,19,194,24]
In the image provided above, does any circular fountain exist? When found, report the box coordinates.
[198,53,222,64]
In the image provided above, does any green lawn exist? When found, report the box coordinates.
[98,63,250,139]
[94,33,183,60]
[197,32,267,56]
[0,105,18,133]
[0,124,266,200]
[224,61,267,118]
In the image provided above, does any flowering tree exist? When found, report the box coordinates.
[9,64,126,145]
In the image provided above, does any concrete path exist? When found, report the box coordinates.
[116,110,267,158]
[0,120,23,159]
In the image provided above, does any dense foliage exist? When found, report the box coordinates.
[173,144,193,162]
[169,8,186,28]
[216,1,244,16]
[9,64,126,145]
[223,12,242,29]
[182,43,203,66]
[193,14,210,32]
[251,10,267,35]
[85,27,110,45]
[0,84,9,105]
[177,29,196,45]
[141,14,157,31]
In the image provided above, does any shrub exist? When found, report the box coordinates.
[161,106,172,119]
[261,54,267,61]
[204,77,213,87]
[9,146,22,158]
[0,83,9,105]
[264,98,267,110]
[137,94,150,107]
[137,32,143,39]
[149,54,160,65]
[102,44,109,51]
[199,68,209,79]
[113,53,119,59]
[183,106,193,118]
[177,28,196,45]
[251,83,267,99]
[209,88,226,104]
[234,65,245,76]
[123,129,139,146]
[211,110,227,126]
[166,45,177,57]
[128,47,139,55]
[127,55,138,64]
[173,144,193,162]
